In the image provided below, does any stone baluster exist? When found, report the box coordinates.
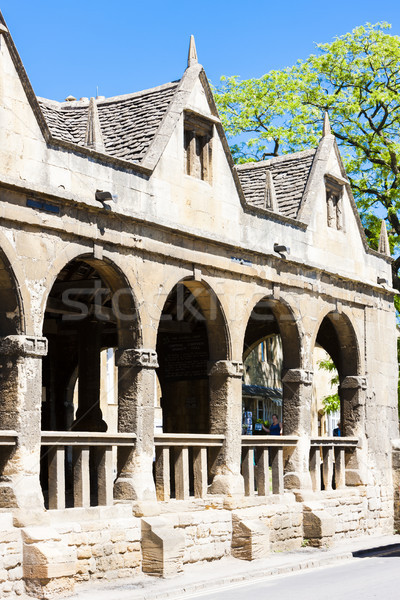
[0,335,48,511]
[193,447,208,498]
[208,360,245,498]
[281,368,313,491]
[334,446,346,490]
[242,447,255,497]
[48,446,65,510]
[270,447,284,494]
[322,446,334,491]
[73,446,90,507]
[96,446,114,506]
[309,446,322,492]
[255,448,270,497]
[174,446,189,500]
[114,348,159,514]
[155,446,170,501]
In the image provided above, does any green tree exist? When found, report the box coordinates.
[214,23,400,300]
[317,358,340,415]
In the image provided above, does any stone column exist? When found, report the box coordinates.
[208,360,245,498]
[72,318,107,432]
[340,375,367,486]
[113,348,159,515]
[0,335,47,510]
[281,368,313,490]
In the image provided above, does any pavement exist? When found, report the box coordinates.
[70,534,400,600]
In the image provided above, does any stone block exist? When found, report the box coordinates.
[23,527,77,582]
[303,505,335,544]
[231,514,270,561]
[141,517,185,577]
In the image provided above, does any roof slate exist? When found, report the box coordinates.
[236,149,316,219]
[38,81,179,164]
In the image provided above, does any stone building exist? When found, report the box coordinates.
[0,11,399,599]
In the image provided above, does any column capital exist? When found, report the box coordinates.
[115,348,159,369]
[282,368,313,385]
[340,375,367,390]
[207,360,243,378]
[0,335,48,358]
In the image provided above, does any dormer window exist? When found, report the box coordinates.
[184,115,213,183]
[326,177,344,230]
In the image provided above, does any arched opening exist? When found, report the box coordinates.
[243,334,283,434]
[41,255,139,508]
[312,344,340,437]
[313,312,360,436]
[156,280,230,434]
[41,256,139,432]
[242,298,301,435]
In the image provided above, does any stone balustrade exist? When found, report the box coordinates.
[41,432,136,510]
[309,437,359,491]
[154,433,225,501]
[241,436,298,496]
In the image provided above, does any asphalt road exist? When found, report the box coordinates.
[178,555,400,600]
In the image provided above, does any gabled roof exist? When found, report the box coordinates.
[235,149,316,219]
[38,82,179,164]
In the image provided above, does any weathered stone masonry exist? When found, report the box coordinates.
[0,14,399,599]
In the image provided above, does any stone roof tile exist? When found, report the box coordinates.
[236,149,316,219]
[37,81,179,164]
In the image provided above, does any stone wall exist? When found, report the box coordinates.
[173,509,232,564]
[48,505,141,584]
[0,513,23,598]
[231,496,303,552]
[305,487,394,542]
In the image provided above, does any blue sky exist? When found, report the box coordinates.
[1,1,400,101]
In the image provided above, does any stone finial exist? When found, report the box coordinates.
[85,97,105,153]
[322,111,332,137]
[264,170,278,211]
[187,35,198,67]
[378,220,391,256]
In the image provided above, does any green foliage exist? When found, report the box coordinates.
[317,358,340,415]
[214,23,400,294]
[322,393,341,415]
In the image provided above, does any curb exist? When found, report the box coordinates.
[139,550,354,599]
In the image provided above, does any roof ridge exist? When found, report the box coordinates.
[235,148,317,170]
[37,80,180,109]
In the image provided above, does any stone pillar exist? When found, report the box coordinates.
[0,335,47,510]
[208,360,245,497]
[113,348,159,515]
[281,368,313,490]
[72,318,107,432]
[340,375,367,486]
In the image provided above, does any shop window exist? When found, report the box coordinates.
[184,115,213,183]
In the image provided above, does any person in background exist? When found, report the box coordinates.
[333,422,341,437]
[262,414,282,435]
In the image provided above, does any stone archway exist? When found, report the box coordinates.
[40,254,144,508]
[41,255,140,433]
[156,278,231,434]
[243,296,302,434]
[313,311,361,437]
